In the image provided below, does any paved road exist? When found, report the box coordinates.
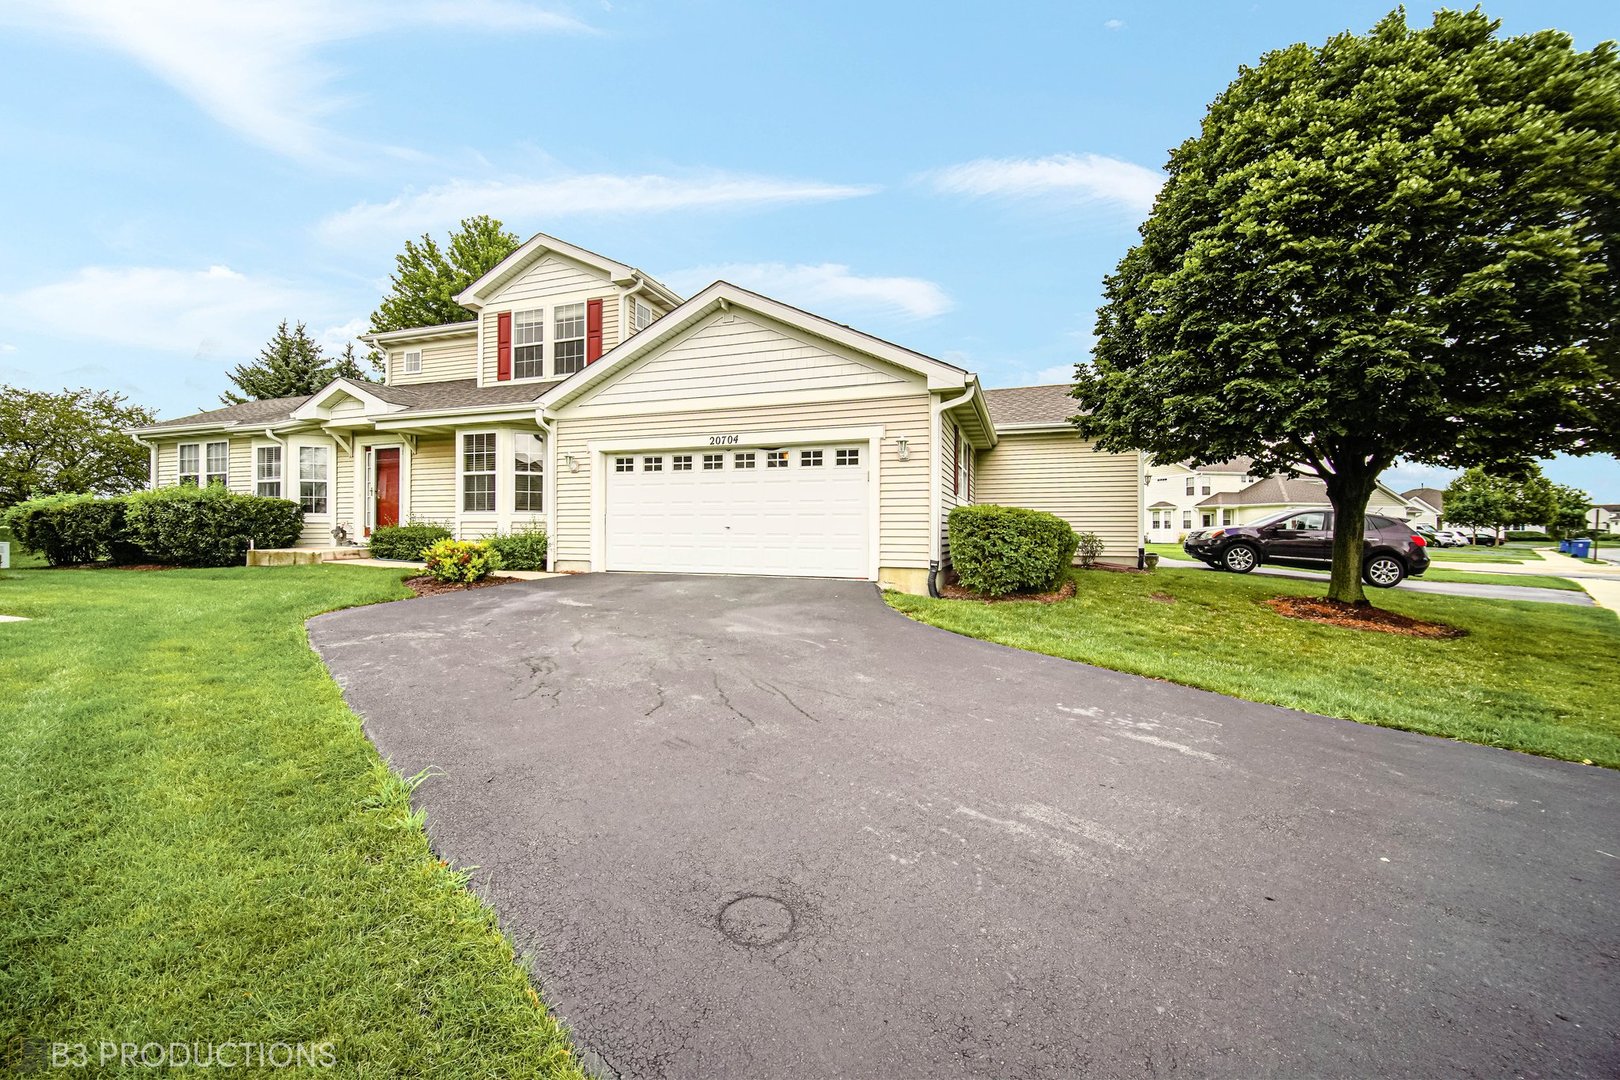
[1158,556,1593,605]
[310,575,1620,1079]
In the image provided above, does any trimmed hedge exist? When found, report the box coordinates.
[124,486,303,567]
[368,523,452,561]
[486,529,548,571]
[4,493,141,566]
[948,504,1079,596]
[1506,530,1553,542]
[422,538,500,583]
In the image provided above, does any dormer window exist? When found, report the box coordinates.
[401,349,422,375]
[554,304,586,375]
[512,309,544,379]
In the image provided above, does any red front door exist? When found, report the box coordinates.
[374,448,400,531]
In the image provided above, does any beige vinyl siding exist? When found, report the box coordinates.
[551,395,933,569]
[387,331,478,385]
[570,311,910,414]
[478,254,623,385]
[409,436,455,526]
[333,443,355,533]
[939,421,961,561]
[975,432,1142,561]
[152,436,254,492]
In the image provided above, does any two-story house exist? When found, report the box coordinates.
[1144,459,1257,541]
[128,233,1144,593]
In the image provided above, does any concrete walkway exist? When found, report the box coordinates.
[1157,557,1593,606]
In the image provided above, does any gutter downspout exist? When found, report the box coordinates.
[536,409,557,572]
[129,433,157,490]
[928,382,977,597]
[622,274,648,341]
[1138,452,1148,570]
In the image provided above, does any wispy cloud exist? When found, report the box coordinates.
[1,1,592,163]
[924,153,1162,214]
[668,262,951,321]
[318,173,879,244]
[0,265,354,362]
[1103,18,1126,30]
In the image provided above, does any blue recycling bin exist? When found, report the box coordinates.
[1559,539,1572,553]
[1569,538,1593,559]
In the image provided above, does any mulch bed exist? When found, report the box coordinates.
[939,575,1077,604]
[1265,595,1466,639]
[402,575,522,598]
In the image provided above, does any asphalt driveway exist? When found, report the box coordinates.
[310,575,1619,1079]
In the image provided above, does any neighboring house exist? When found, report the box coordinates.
[128,233,1143,594]
[1401,487,1446,530]
[1144,458,1258,541]
[1196,474,1418,526]
[1588,504,1620,533]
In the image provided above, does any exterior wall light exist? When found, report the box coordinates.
[895,437,910,461]
[565,453,580,472]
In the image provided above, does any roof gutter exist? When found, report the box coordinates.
[929,383,976,584]
[127,432,158,491]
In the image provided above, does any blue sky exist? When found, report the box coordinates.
[1,0,1614,498]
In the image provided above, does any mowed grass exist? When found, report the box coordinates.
[1145,544,1579,590]
[1150,541,1538,565]
[0,565,585,1078]
[887,568,1620,767]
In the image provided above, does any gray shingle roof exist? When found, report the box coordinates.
[1401,487,1445,512]
[983,384,1076,427]
[1182,456,1256,475]
[1198,475,1332,507]
[142,378,561,430]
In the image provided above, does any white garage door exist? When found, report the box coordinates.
[605,444,869,578]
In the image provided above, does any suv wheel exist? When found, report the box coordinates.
[1222,543,1259,574]
[1363,553,1406,588]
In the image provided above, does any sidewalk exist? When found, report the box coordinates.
[1531,549,1620,613]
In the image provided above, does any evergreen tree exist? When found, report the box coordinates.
[222,321,362,404]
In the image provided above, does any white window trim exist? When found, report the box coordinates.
[552,302,587,378]
[512,308,545,381]
[584,424,885,580]
[514,431,545,513]
[254,442,283,498]
[459,430,499,516]
[177,442,201,487]
[297,443,332,518]
[203,439,229,488]
[400,349,423,376]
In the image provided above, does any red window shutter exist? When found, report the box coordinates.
[496,312,512,381]
[586,298,604,363]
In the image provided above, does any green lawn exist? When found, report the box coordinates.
[888,569,1620,767]
[1149,542,1543,565]
[0,565,585,1078]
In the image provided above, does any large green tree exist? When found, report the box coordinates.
[1076,9,1620,604]
[0,386,155,508]
[1443,468,1513,538]
[221,321,363,404]
[1545,483,1593,539]
[366,215,520,369]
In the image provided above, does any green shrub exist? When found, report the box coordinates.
[948,504,1080,596]
[485,529,548,571]
[368,522,452,561]
[124,485,303,567]
[4,493,142,566]
[422,539,501,584]
[1075,531,1106,568]
[1506,530,1553,542]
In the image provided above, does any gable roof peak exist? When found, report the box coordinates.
[454,230,681,311]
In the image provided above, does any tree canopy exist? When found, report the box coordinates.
[0,386,155,508]
[1075,8,1620,603]
[222,321,364,405]
[367,215,520,349]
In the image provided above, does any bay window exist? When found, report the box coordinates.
[298,446,328,514]
[462,432,496,512]
[514,432,543,512]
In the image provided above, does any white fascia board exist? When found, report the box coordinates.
[371,406,540,430]
[455,232,638,309]
[538,281,968,412]
[360,322,478,346]
[290,379,407,420]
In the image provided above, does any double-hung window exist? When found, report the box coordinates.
[462,433,496,512]
[204,441,229,487]
[1201,478,1211,495]
[255,445,283,497]
[514,432,543,512]
[178,443,201,486]
[553,304,586,375]
[1185,475,1195,496]
[298,446,328,514]
[513,309,544,380]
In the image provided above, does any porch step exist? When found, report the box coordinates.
[246,546,369,567]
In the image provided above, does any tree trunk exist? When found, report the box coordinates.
[1323,470,1379,606]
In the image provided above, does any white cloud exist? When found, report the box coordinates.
[668,263,951,321]
[0,343,16,354]
[925,153,1163,214]
[0,265,353,362]
[319,173,878,245]
[1103,18,1126,30]
[1,1,591,163]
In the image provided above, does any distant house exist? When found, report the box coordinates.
[1194,474,1419,529]
[1144,458,1257,541]
[1589,504,1620,533]
[1401,487,1446,530]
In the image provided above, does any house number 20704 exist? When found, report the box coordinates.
[708,435,740,445]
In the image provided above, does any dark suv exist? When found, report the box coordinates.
[1182,508,1430,587]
